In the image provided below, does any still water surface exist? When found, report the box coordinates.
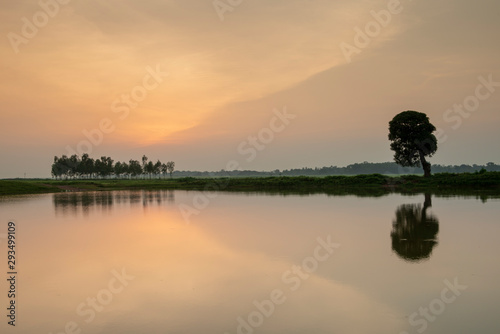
[0,190,499,334]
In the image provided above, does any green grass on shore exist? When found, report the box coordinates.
[1,172,500,196]
[0,180,65,196]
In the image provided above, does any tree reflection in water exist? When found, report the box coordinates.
[53,190,175,216]
[391,194,439,262]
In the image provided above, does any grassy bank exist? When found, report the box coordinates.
[0,180,65,196]
[1,172,500,196]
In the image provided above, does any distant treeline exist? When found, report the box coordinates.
[51,154,174,179]
[174,161,500,177]
[52,156,500,179]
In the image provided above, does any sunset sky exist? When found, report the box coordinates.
[1,0,499,178]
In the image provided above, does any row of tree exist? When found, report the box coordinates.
[51,154,175,179]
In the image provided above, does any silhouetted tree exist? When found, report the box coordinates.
[141,155,148,178]
[154,160,162,178]
[114,161,126,178]
[80,154,95,179]
[161,163,168,178]
[388,111,437,177]
[95,156,113,177]
[166,161,175,178]
[51,156,64,179]
[68,155,80,178]
[128,160,142,177]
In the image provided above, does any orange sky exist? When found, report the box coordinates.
[1,0,499,177]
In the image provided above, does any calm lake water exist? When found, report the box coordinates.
[0,190,499,334]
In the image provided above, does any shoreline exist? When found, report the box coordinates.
[1,172,500,196]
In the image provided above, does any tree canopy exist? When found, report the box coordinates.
[388,111,437,177]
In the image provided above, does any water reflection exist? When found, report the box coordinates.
[391,194,439,262]
[53,190,175,216]
[2,190,500,333]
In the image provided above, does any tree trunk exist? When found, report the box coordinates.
[423,193,432,209]
[418,150,431,177]
[421,193,432,224]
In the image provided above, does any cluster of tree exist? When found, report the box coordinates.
[51,154,175,179]
[172,162,500,178]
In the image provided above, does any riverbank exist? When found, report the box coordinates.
[1,172,500,196]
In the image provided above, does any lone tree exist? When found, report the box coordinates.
[388,110,437,177]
